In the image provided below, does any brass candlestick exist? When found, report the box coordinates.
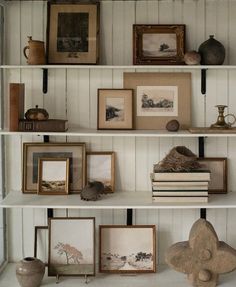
[211,105,236,129]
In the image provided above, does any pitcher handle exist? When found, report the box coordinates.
[23,46,29,60]
[225,114,236,127]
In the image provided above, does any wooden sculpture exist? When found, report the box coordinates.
[165,218,236,287]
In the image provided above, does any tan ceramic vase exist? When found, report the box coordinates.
[23,36,46,65]
[16,257,45,287]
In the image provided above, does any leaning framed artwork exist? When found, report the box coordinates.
[86,152,115,192]
[124,72,191,130]
[49,217,95,276]
[197,157,227,194]
[97,89,134,130]
[133,24,185,65]
[38,158,69,195]
[99,225,156,273]
[47,2,100,64]
[22,142,86,194]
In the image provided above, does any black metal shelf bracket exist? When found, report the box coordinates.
[198,136,207,219]
[127,209,133,225]
[201,68,207,95]
[43,68,48,94]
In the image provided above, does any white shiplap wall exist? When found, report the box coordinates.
[3,0,236,265]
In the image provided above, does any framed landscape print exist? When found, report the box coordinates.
[47,2,99,64]
[49,217,95,276]
[197,157,227,194]
[133,25,185,65]
[124,72,191,130]
[99,225,156,273]
[86,152,115,192]
[97,89,133,130]
[38,158,69,195]
[23,142,86,194]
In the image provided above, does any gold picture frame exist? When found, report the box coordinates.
[22,142,86,194]
[86,152,115,193]
[47,2,100,64]
[124,72,191,130]
[38,158,69,195]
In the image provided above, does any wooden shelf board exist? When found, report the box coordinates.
[1,191,236,209]
[2,64,236,69]
[1,128,236,137]
[0,263,235,287]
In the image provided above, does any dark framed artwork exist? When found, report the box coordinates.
[22,142,86,194]
[124,72,191,130]
[197,157,228,194]
[47,2,100,64]
[34,226,48,266]
[48,217,95,276]
[38,158,70,195]
[133,25,185,65]
[99,225,156,273]
[97,89,134,130]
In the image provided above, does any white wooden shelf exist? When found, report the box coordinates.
[2,64,236,70]
[0,264,235,287]
[1,191,236,209]
[1,128,236,137]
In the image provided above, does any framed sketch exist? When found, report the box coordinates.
[38,158,69,195]
[197,157,227,194]
[86,152,115,192]
[47,2,100,64]
[133,25,185,65]
[49,217,95,276]
[99,225,156,273]
[124,72,191,130]
[97,89,133,130]
[23,142,86,194]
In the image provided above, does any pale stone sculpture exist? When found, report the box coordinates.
[165,218,236,287]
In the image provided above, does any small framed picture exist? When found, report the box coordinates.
[99,225,156,273]
[133,24,185,65]
[86,152,115,193]
[49,217,95,276]
[197,157,228,194]
[47,2,100,64]
[38,158,69,195]
[23,142,86,194]
[97,89,133,130]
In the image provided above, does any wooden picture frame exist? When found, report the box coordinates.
[22,142,86,194]
[133,24,185,65]
[97,89,134,130]
[197,157,228,194]
[47,2,100,64]
[48,217,95,277]
[86,152,115,193]
[38,158,69,195]
[99,225,156,273]
[34,226,48,266]
[124,72,191,130]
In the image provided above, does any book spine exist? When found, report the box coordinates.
[9,83,25,131]
[151,181,209,186]
[19,120,68,132]
[152,196,208,203]
[150,173,210,181]
[152,191,208,196]
[152,186,208,191]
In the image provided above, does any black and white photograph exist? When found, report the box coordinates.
[99,226,156,273]
[137,86,178,117]
[143,33,177,57]
[106,98,125,122]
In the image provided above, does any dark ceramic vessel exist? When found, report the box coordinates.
[16,257,45,287]
[198,35,225,65]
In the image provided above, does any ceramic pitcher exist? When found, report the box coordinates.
[23,36,46,65]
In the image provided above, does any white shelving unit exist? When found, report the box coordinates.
[1,0,236,286]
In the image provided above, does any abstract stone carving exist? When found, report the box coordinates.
[166,218,236,287]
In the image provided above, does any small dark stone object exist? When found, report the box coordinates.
[166,120,180,132]
[80,181,105,201]
[184,51,201,65]
[198,35,225,65]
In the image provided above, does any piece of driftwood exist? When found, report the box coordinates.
[154,146,201,172]
[165,218,236,287]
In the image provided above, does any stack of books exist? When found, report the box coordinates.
[150,171,211,203]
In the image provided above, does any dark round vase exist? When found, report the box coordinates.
[16,257,45,287]
[198,35,225,65]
